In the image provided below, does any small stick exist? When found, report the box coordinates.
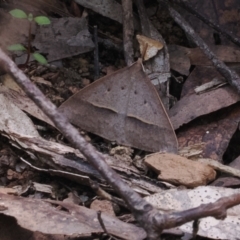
[172,0,240,47]
[122,0,134,66]
[97,211,117,240]
[134,0,151,37]
[93,25,99,80]
[97,211,108,234]
[160,0,240,93]
[90,180,128,208]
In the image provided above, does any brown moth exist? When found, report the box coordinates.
[59,60,178,153]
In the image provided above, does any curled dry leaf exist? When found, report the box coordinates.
[136,34,164,61]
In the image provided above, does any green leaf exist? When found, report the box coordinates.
[34,16,51,25]
[7,44,26,51]
[9,9,27,19]
[32,53,48,65]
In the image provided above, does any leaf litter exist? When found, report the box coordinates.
[1,0,240,239]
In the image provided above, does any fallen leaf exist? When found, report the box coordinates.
[137,34,163,61]
[0,86,55,127]
[90,199,115,216]
[177,103,240,161]
[33,17,94,62]
[74,0,123,23]
[0,193,146,240]
[168,45,191,75]
[169,86,240,130]
[0,93,39,137]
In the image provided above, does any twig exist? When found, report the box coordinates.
[192,219,200,239]
[162,193,240,229]
[97,211,118,240]
[93,25,100,80]
[134,0,151,37]
[1,49,240,239]
[97,211,108,233]
[159,0,240,93]
[90,180,128,208]
[122,0,134,66]
[172,0,240,47]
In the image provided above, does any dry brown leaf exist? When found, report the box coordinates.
[168,45,191,75]
[33,18,94,62]
[177,103,240,161]
[189,46,240,65]
[179,1,240,46]
[169,86,240,130]
[0,193,146,240]
[136,34,164,61]
[90,199,115,216]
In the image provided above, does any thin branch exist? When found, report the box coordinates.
[122,0,134,66]
[159,0,240,94]
[134,0,151,37]
[93,25,100,80]
[172,0,240,47]
[161,193,240,229]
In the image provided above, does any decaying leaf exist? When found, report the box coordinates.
[145,186,240,239]
[90,199,115,216]
[178,0,240,46]
[188,45,240,65]
[59,60,178,153]
[0,99,167,196]
[0,193,146,240]
[178,143,205,159]
[0,93,39,137]
[33,17,94,62]
[168,45,191,76]
[74,0,123,23]
[169,86,240,130]
[145,152,216,187]
[177,103,240,161]
[0,85,55,127]
[181,66,218,97]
